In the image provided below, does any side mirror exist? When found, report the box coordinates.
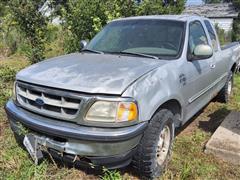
[193,44,213,59]
[80,40,88,50]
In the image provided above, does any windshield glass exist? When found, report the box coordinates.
[87,19,185,59]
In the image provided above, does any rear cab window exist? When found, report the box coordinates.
[204,20,218,51]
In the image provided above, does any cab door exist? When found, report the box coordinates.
[182,20,214,122]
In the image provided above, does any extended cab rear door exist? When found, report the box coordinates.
[203,20,229,92]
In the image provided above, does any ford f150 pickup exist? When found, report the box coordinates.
[5,15,240,178]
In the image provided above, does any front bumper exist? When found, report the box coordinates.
[5,100,147,168]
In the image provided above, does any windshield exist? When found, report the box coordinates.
[87,19,185,59]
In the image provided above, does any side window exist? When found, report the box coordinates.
[188,21,208,59]
[204,20,218,51]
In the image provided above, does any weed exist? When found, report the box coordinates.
[17,122,29,136]
[0,57,240,179]
[101,168,122,180]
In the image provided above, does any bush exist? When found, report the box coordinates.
[0,65,18,105]
[0,83,12,106]
[44,25,65,58]
[55,0,185,53]
[8,0,48,64]
[232,14,240,41]
[215,24,232,45]
[0,65,17,82]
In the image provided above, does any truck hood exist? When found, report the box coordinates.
[16,53,166,95]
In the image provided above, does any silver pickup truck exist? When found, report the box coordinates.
[5,15,240,178]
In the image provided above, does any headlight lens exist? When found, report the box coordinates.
[85,101,138,123]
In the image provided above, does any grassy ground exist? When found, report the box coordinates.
[0,56,240,180]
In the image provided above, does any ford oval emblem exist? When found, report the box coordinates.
[35,98,45,106]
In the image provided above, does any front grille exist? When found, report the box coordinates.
[16,82,82,120]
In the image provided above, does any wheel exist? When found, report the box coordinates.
[132,109,175,179]
[216,71,233,103]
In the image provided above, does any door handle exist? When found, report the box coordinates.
[210,64,216,69]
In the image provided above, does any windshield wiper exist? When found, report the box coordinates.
[81,48,104,54]
[118,51,159,59]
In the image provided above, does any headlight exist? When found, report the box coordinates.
[85,101,138,123]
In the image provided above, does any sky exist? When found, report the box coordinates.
[186,0,204,6]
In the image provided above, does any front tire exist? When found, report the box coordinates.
[132,109,175,179]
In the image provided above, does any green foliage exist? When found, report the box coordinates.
[0,84,12,106]
[0,1,19,56]
[8,0,48,64]
[232,1,240,41]
[0,65,17,105]
[101,168,122,180]
[233,0,240,9]
[215,24,225,45]
[2,0,185,58]
[44,25,65,58]
[136,0,185,15]
[232,14,240,41]
[0,57,240,180]
[0,65,17,82]
[215,24,232,45]
[55,0,185,53]
[57,0,107,53]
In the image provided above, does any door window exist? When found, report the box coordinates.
[188,21,209,59]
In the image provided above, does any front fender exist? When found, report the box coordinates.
[122,67,184,122]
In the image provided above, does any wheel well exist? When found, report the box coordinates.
[160,99,182,118]
[231,63,237,73]
[151,99,182,127]
[153,99,182,127]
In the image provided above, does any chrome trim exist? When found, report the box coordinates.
[188,72,228,104]
[16,81,83,121]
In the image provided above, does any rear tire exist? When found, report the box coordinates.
[216,71,233,103]
[132,109,175,179]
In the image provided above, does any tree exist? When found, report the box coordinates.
[232,14,240,41]
[232,0,240,41]
[55,0,185,53]
[2,0,186,59]
[8,0,48,64]
[233,0,240,8]
[0,1,19,56]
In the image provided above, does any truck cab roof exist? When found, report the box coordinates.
[112,15,209,23]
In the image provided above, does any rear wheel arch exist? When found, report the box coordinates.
[231,63,237,73]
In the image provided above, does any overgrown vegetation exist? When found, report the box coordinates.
[0,1,240,179]
[232,13,240,41]
[0,57,239,179]
[7,0,48,64]
[1,0,185,62]
[52,0,185,53]
[215,24,232,45]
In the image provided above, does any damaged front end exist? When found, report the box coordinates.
[5,100,147,169]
